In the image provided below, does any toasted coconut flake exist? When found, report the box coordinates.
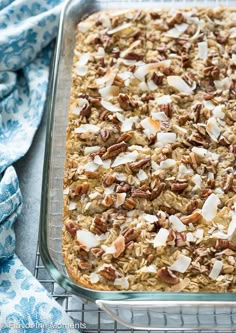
[168,278,190,292]
[120,40,141,58]
[76,65,88,76]
[104,184,116,195]
[101,99,123,112]
[96,47,105,58]
[99,85,119,100]
[96,68,116,87]
[157,132,176,143]
[197,41,208,60]
[203,100,215,110]
[153,228,169,248]
[195,228,204,239]
[84,146,101,155]
[103,159,111,169]
[75,124,100,134]
[79,21,93,33]
[206,117,221,142]
[214,77,232,91]
[114,277,129,289]
[140,117,160,137]
[107,22,132,35]
[202,193,220,221]
[151,112,169,121]
[209,260,222,280]
[99,14,111,28]
[137,169,148,181]
[139,265,157,273]
[166,23,188,38]
[156,95,172,105]
[192,174,202,190]
[169,215,186,232]
[227,210,236,237]
[186,232,195,242]
[170,254,191,273]
[115,193,126,208]
[167,76,194,94]
[90,272,100,284]
[230,27,236,38]
[112,151,138,167]
[139,81,149,91]
[84,161,99,172]
[101,244,115,254]
[213,105,225,119]
[117,71,133,81]
[68,201,77,211]
[147,80,158,91]
[72,98,89,115]
[113,235,126,258]
[89,192,101,200]
[121,117,138,132]
[142,213,158,223]
[94,155,104,165]
[134,60,171,80]
[178,164,194,177]
[160,159,176,169]
[191,147,219,161]
[76,230,100,251]
[63,187,69,195]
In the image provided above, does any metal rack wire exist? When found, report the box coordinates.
[34,248,156,333]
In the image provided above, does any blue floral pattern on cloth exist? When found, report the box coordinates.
[0,1,80,331]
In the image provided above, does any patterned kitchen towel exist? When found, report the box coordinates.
[0,0,80,331]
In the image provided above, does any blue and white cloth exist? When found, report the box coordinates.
[0,1,80,331]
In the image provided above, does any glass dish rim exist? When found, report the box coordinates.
[39,0,236,303]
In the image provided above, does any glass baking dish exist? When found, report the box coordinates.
[39,0,236,330]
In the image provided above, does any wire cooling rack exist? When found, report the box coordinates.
[34,248,155,333]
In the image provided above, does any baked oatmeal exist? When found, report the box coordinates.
[62,7,236,292]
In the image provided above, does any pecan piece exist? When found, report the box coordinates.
[102,195,115,207]
[104,174,116,187]
[100,129,110,142]
[65,221,79,237]
[69,183,90,199]
[78,259,92,270]
[152,72,164,85]
[191,103,202,123]
[131,188,149,198]
[99,266,116,281]
[230,144,236,154]
[189,152,200,168]
[150,183,165,200]
[117,93,137,110]
[102,142,127,160]
[223,172,234,193]
[181,53,191,68]
[122,228,140,243]
[219,135,230,146]
[122,198,137,210]
[116,132,132,144]
[157,267,180,285]
[167,12,184,27]
[124,52,144,61]
[91,247,104,257]
[178,115,189,126]
[90,147,106,158]
[188,134,209,147]
[186,199,202,214]
[203,66,220,79]
[85,171,99,179]
[170,181,188,192]
[176,232,186,247]
[181,210,202,224]
[159,103,173,118]
[99,110,112,121]
[77,248,89,260]
[215,239,236,251]
[116,183,130,193]
[129,157,151,172]
[90,216,107,235]
[113,235,126,258]
[80,103,91,118]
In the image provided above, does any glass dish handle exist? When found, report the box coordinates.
[96,300,236,331]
